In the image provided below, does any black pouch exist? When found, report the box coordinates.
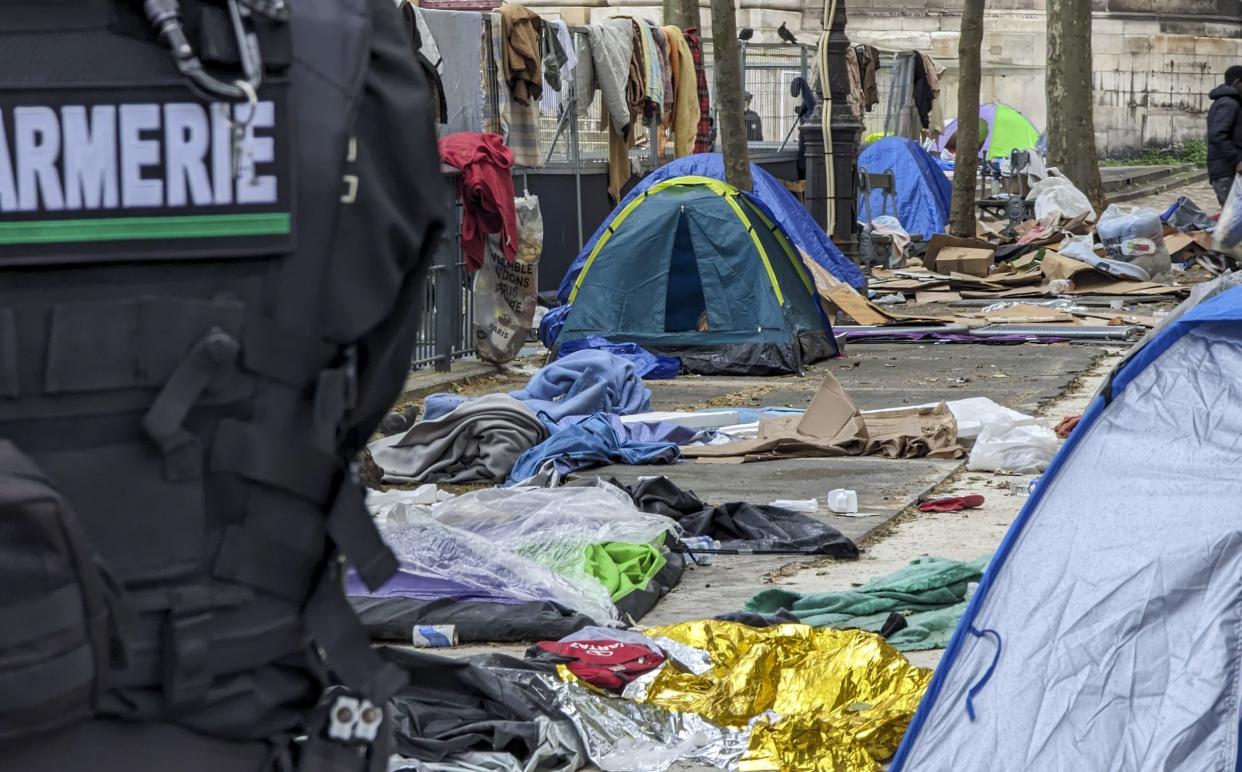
[0,440,128,744]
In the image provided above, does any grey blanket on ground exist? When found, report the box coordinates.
[370,394,548,484]
[586,19,634,134]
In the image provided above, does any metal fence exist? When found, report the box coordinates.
[411,176,479,371]
[417,26,812,371]
[539,34,813,166]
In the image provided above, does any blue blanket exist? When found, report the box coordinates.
[423,350,652,423]
[507,413,680,483]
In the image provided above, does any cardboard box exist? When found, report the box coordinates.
[925,234,996,272]
[936,247,994,278]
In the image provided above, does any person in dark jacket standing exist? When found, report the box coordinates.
[1207,65,1242,205]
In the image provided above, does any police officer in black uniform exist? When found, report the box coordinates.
[0,0,444,770]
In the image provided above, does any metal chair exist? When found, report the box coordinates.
[857,166,901,268]
[976,149,1036,239]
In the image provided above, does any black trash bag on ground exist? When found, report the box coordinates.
[352,597,592,643]
[605,477,859,558]
[381,647,576,765]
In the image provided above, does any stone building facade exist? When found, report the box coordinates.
[522,0,1242,155]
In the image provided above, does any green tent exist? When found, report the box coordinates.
[559,176,837,376]
[939,102,1041,161]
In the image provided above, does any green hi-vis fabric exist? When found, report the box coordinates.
[583,542,668,602]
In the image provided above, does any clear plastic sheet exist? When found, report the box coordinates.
[504,668,751,772]
[428,483,677,578]
[379,515,618,623]
[379,484,678,623]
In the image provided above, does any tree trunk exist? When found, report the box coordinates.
[665,0,700,32]
[949,0,985,237]
[711,0,752,191]
[1047,0,1106,212]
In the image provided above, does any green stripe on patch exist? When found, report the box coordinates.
[0,213,292,245]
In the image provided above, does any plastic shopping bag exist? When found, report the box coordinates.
[966,415,1059,474]
[1213,174,1242,259]
[474,194,542,364]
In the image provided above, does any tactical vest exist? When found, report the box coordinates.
[0,0,445,767]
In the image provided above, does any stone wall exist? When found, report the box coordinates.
[847,9,1242,155]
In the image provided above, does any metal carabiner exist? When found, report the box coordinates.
[144,0,264,102]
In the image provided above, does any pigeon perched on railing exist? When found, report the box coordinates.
[777,22,799,44]
[738,27,754,41]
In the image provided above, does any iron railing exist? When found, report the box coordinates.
[417,27,813,371]
[411,172,478,371]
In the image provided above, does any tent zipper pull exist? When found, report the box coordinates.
[965,626,1003,721]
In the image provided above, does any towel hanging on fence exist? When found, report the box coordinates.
[498,3,543,105]
[401,2,447,124]
[682,27,713,153]
[421,8,485,134]
[664,26,696,158]
[540,20,578,116]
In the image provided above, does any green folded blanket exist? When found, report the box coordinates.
[746,555,990,651]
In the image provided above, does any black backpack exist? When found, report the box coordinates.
[0,441,129,742]
[0,0,445,759]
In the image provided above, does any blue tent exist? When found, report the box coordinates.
[892,275,1242,770]
[557,176,836,376]
[857,137,951,238]
[556,154,864,304]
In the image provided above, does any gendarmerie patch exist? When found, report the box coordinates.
[0,83,294,265]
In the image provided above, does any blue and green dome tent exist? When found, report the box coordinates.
[556,153,865,304]
[556,176,838,375]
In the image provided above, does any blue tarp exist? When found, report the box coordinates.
[858,137,952,238]
[538,305,572,348]
[556,154,865,303]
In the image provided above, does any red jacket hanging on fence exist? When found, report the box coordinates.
[439,132,518,271]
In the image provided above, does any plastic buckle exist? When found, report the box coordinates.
[325,694,382,744]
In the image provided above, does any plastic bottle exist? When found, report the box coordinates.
[1048,279,1075,294]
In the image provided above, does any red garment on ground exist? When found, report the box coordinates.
[536,640,665,690]
[438,132,517,271]
[918,494,985,513]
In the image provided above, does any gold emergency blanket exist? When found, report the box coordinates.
[641,621,932,771]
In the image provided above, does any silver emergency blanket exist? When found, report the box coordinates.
[899,323,1242,770]
[505,669,751,772]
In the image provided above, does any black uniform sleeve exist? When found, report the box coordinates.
[323,0,450,452]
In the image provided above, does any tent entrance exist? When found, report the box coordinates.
[664,212,707,332]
